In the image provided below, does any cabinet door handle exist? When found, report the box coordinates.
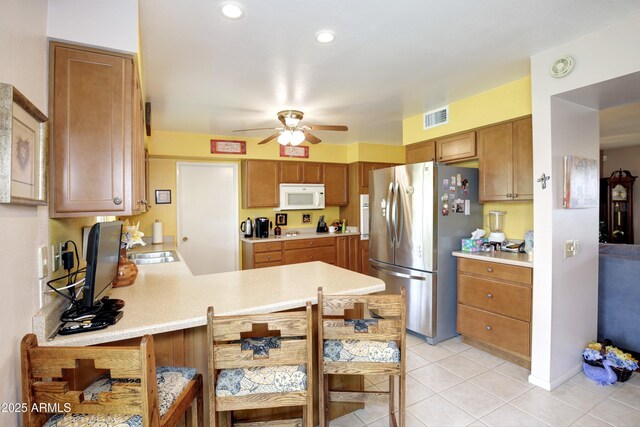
[487,267,493,272]
[182,236,189,242]
[267,255,271,260]
[513,194,519,198]
[113,197,123,205]
[267,244,271,249]
[309,241,314,246]
[486,293,493,298]
[506,193,512,198]
[486,325,492,331]
[309,256,314,260]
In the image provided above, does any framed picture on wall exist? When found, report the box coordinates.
[155,189,172,204]
[0,83,48,205]
[275,213,288,226]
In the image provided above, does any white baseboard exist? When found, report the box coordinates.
[528,363,582,391]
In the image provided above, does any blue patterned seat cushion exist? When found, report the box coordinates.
[215,365,307,397]
[43,366,196,427]
[324,339,400,363]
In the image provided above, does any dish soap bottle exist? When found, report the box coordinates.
[341,219,347,233]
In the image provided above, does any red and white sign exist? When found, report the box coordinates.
[210,139,246,154]
[279,145,309,158]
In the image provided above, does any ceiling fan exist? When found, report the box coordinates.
[232,110,348,145]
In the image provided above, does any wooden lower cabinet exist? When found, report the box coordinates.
[456,257,532,368]
[243,236,367,273]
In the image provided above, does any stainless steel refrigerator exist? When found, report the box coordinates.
[369,162,481,344]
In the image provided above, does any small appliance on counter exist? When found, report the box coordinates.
[316,215,328,233]
[240,217,253,238]
[254,217,270,238]
[488,211,507,243]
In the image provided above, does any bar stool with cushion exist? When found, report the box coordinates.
[207,303,314,427]
[318,287,406,427]
[21,333,203,427]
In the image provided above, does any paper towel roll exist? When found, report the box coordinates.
[152,221,163,244]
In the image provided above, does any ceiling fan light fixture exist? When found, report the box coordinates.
[220,2,244,19]
[277,130,292,145]
[315,31,335,44]
[290,130,305,146]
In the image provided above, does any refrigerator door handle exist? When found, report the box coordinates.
[387,182,395,248]
[370,264,427,281]
[395,182,404,248]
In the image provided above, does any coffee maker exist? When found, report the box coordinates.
[254,217,270,238]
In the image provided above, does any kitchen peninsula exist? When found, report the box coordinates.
[33,254,384,424]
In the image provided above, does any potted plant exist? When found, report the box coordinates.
[583,340,638,383]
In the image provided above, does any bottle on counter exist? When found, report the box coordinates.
[274,225,281,236]
[341,219,347,233]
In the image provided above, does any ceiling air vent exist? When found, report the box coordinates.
[423,106,449,130]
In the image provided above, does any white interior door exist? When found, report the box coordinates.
[177,162,239,275]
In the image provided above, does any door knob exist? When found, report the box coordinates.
[113,197,122,205]
[487,293,493,298]
[182,236,189,242]
[486,325,492,331]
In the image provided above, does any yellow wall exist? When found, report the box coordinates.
[402,76,534,240]
[134,131,405,242]
[403,76,532,145]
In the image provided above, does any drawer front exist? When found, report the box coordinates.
[283,238,335,250]
[254,242,283,253]
[457,304,530,357]
[284,246,336,264]
[254,261,284,269]
[254,251,283,263]
[458,275,531,321]
[458,257,532,285]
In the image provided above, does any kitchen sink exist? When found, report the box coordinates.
[127,250,179,265]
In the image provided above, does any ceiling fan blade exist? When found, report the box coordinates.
[303,131,322,144]
[306,124,348,131]
[233,127,282,132]
[258,133,281,145]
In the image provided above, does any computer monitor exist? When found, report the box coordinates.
[81,221,123,312]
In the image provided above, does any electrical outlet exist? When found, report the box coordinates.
[51,242,63,272]
[37,246,48,279]
[564,239,579,258]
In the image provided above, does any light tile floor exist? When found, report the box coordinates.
[330,334,640,427]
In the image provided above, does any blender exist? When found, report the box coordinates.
[488,211,507,243]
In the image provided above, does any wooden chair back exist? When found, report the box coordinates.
[21,333,160,427]
[207,303,314,424]
[319,288,406,344]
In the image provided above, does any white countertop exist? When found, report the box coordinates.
[452,250,533,268]
[34,256,384,347]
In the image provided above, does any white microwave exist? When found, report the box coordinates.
[279,183,325,210]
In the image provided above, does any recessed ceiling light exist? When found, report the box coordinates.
[315,31,335,44]
[221,2,244,19]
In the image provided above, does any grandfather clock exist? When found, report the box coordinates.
[605,169,636,244]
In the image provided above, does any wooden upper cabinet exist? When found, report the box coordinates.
[280,161,323,183]
[358,162,396,194]
[478,117,533,202]
[323,163,348,206]
[406,140,436,164]
[302,162,323,183]
[512,118,533,200]
[242,160,280,208]
[436,131,476,163]
[280,162,302,183]
[50,43,145,217]
[478,123,513,201]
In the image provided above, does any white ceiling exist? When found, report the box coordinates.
[139,0,640,145]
